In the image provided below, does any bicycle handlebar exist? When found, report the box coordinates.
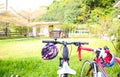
[42,40,73,45]
[42,40,114,64]
[42,40,89,46]
[42,39,89,61]
[77,46,113,61]
[42,40,59,44]
[73,42,89,46]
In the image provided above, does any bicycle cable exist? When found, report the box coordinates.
[59,44,73,57]
[59,45,63,56]
[69,44,72,56]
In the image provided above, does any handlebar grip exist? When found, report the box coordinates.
[42,40,61,44]
[81,42,89,45]
[73,42,89,46]
[42,40,55,43]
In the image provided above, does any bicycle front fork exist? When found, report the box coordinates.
[59,57,69,68]
[58,57,68,77]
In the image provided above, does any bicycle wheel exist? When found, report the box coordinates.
[118,72,120,77]
[59,74,67,77]
[80,60,98,77]
[59,74,75,77]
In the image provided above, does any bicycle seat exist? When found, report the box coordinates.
[57,61,76,75]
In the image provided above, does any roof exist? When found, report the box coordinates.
[31,22,61,26]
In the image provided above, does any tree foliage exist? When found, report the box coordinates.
[41,0,81,23]
[41,0,116,24]
[0,6,47,36]
[40,0,118,37]
[39,0,120,49]
[83,0,115,9]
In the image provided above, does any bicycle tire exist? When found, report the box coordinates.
[60,74,68,77]
[80,60,98,77]
[118,72,120,77]
[59,74,76,77]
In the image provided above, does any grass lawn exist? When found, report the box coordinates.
[0,38,120,77]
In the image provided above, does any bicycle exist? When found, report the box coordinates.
[41,39,120,77]
[41,39,88,77]
[73,42,120,77]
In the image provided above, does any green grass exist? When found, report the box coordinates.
[0,38,120,77]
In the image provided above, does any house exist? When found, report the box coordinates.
[31,22,61,37]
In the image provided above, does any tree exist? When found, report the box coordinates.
[104,7,120,51]
[83,0,115,9]
[60,23,76,37]
[38,0,118,38]
[41,0,81,24]
[77,4,90,24]
[0,6,47,36]
[40,0,117,24]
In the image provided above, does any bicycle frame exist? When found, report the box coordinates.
[42,39,120,77]
[79,46,108,76]
[78,46,108,77]
[57,41,76,77]
[42,40,76,77]
[94,58,108,77]
[77,45,120,77]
